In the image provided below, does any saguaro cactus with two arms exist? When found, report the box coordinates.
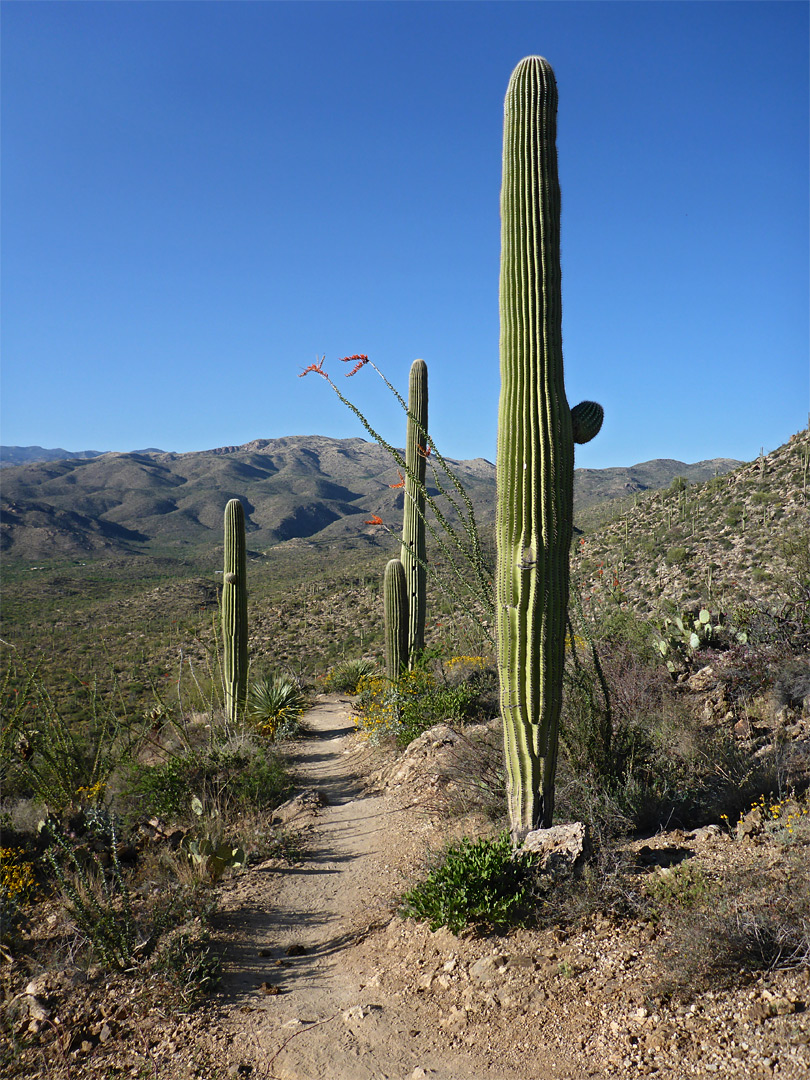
[496,57,603,838]
[222,498,248,724]
[400,359,429,666]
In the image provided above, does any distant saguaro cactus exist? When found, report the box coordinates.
[383,558,408,681]
[400,359,429,666]
[496,57,603,837]
[222,499,248,724]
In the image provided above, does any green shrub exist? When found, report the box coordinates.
[400,833,537,933]
[127,742,294,819]
[644,862,717,909]
[665,546,690,566]
[354,668,489,747]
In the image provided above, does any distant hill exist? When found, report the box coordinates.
[0,445,165,468]
[0,436,742,563]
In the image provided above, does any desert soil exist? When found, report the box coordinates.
[162,696,808,1080]
[19,697,806,1079]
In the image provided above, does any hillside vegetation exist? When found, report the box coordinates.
[572,428,810,620]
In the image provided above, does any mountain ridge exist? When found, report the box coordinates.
[1,435,743,563]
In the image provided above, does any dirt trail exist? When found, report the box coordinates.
[211,697,581,1080]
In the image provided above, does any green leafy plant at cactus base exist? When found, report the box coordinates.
[496,57,603,838]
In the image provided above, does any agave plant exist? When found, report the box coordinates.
[246,674,307,741]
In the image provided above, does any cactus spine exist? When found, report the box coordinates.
[383,558,408,681]
[222,498,248,724]
[496,57,603,836]
[400,359,429,666]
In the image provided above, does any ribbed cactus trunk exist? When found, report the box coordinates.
[401,359,428,667]
[383,558,408,682]
[496,57,603,838]
[222,498,248,724]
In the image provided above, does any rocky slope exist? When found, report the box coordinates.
[571,428,810,619]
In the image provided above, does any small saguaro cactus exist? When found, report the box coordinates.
[383,557,408,681]
[222,498,248,724]
[496,56,603,838]
[400,359,429,666]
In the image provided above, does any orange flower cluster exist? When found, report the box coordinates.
[390,471,405,489]
[340,353,370,376]
[364,515,383,526]
[299,355,326,378]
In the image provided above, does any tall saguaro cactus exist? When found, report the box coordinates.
[400,359,429,666]
[222,498,248,724]
[383,558,409,681]
[496,57,603,837]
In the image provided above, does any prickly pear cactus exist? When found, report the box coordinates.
[383,558,408,681]
[222,498,248,724]
[496,57,603,836]
[401,359,428,666]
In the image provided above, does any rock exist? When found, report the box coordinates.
[20,995,51,1023]
[687,666,717,692]
[270,789,327,825]
[342,1004,380,1023]
[736,807,763,840]
[24,975,52,998]
[686,824,721,841]
[469,954,509,985]
[521,822,590,878]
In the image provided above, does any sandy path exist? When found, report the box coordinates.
[211,697,578,1080]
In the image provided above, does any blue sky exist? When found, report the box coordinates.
[2,1,807,469]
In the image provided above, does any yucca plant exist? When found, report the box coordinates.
[246,674,307,741]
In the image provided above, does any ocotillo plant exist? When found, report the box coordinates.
[496,57,603,837]
[222,498,248,725]
[383,558,408,681]
[401,359,428,666]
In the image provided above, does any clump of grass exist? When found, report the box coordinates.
[126,738,295,820]
[322,658,377,694]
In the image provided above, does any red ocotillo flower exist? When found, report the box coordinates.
[364,515,383,526]
[418,444,432,459]
[299,355,327,378]
[389,471,405,489]
[339,353,370,376]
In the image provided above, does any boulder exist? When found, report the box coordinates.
[520,821,590,878]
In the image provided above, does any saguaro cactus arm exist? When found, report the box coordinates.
[222,498,248,724]
[400,359,429,666]
[496,56,603,837]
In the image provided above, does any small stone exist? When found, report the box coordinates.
[469,954,508,985]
